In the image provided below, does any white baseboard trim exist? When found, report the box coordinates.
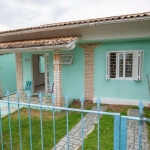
[93,97,150,107]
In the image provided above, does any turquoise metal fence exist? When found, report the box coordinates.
[0,91,150,150]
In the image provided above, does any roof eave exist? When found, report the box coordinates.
[0,16,150,36]
[0,37,80,53]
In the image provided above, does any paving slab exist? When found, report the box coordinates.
[127,109,150,150]
[52,106,106,150]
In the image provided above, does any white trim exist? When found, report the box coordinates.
[110,78,133,80]
[44,53,50,93]
[107,50,143,53]
[61,52,73,64]
[93,97,150,106]
[0,38,80,54]
[107,50,143,80]
[1,17,150,36]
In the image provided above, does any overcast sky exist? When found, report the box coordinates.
[0,0,150,31]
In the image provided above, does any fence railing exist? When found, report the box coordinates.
[0,91,150,150]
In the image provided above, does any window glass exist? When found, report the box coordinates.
[39,55,45,73]
[119,53,124,77]
[125,53,133,77]
[110,53,116,78]
[109,52,136,79]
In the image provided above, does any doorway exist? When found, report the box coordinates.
[32,53,50,94]
[32,53,51,94]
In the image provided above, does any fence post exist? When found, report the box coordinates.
[120,117,127,150]
[52,94,56,150]
[114,115,120,150]
[80,95,84,150]
[138,101,144,150]
[27,91,32,150]
[96,97,101,150]
[65,93,69,150]
[17,91,22,150]
[7,90,13,150]
[39,92,44,150]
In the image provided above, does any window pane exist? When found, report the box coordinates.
[125,53,133,77]
[39,55,45,73]
[110,53,116,78]
[119,53,123,77]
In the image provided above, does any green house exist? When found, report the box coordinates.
[0,11,150,106]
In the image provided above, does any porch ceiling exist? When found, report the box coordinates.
[0,35,81,50]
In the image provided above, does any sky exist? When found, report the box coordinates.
[0,0,150,31]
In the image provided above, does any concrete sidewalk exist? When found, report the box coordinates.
[127,109,149,150]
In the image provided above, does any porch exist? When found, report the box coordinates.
[1,93,74,118]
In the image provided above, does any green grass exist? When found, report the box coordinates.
[0,102,93,150]
[80,105,134,150]
[0,103,149,150]
[144,107,150,142]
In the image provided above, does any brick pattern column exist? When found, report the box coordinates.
[15,53,23,92]
[79,44,101,100]
[53,51,63,106]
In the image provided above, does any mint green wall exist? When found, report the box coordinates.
[22,53,33,91]
[0,54,16,95]
[62,46,84,98]
[94,40,150,101]
[22,40,150,101]
[22,52,54,92]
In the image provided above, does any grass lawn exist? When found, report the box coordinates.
[144,107,150,142]
[80,105,140,150]
[0,100,94,150]
[0,101,149,150]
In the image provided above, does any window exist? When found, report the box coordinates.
[106,51,142,81]
[61,53,73,64]
[39,54,45,73]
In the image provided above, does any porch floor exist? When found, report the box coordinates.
[0,93,74,118]
[34,84,45,93]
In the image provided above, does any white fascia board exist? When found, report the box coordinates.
[1,17,150,36]
[0,40,78,54]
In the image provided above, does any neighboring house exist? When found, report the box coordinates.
[0,11,150,106]
[0,54,16,96]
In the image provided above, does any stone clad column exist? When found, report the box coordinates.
[15,53,23,92]
[53,51,63,106]
[79,43,101,100]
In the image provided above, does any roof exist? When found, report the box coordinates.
[0,36,80,49]
[0,11,150,35]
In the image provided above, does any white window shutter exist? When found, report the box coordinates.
[132,51,142,81]
[106,52,110,80]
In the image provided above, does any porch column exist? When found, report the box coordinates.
[15,53,23,92]
[79,43,101,100]
[53,51,63,106]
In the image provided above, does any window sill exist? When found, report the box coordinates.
[109,78,133,80]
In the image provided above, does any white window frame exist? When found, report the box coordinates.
[106,50,143,81]
[61,52,73,64]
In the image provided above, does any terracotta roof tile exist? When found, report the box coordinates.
[0,36,81,49]
[0,11,150,35]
